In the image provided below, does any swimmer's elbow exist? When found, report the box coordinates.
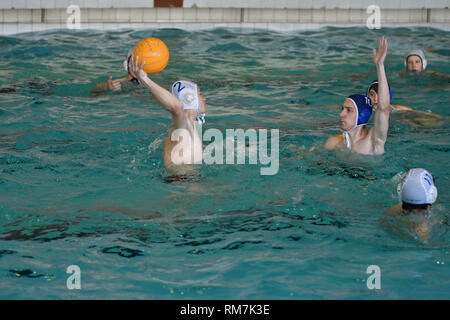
[378,102,391,113]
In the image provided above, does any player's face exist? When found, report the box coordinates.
[339,99,357,131]
[407,56,423,72]
[368,89,378,110]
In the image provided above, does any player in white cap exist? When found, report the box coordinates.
[405,49,427,72]
[384,168,439,243]
[128,57,206,176]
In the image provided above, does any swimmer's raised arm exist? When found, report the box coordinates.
[129,57,183,118]
[370,36,390,152]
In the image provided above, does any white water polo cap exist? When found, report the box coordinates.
[397,168,437,205]
[123,48,133,73]
[171,80,199,110]
[405,49,427,71]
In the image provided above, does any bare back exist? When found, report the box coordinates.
[163,112,203,175]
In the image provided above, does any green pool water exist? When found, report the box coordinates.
[0,26,448,299]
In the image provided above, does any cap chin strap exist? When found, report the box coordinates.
[342,131,351,149]
[196,113,206,125]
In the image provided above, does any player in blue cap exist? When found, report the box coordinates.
[324,36,391,155]
[366,80,412,111]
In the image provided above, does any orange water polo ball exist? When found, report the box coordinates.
[133,37,169,74]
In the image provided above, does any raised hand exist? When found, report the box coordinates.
[373,36,388,66]
[129,56,147,81]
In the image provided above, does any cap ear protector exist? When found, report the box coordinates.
[404,49,427,71]
[429,185,438,204]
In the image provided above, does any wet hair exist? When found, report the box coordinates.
[402,202,430,210]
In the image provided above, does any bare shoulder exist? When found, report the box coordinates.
[323,134,343,150]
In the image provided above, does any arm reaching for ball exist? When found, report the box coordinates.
[128,56,184,120]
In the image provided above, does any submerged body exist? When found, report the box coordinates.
[162,113,203,175]
[383,168,440,245]
[384,205,434,242]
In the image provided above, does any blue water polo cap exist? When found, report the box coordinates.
[347,94,373,128]
[366,80,393,103]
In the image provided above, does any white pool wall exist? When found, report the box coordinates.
[0,0,449,35]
